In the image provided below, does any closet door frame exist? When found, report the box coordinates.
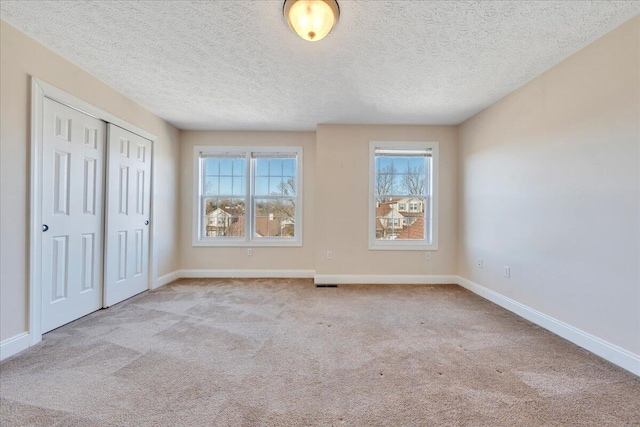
[29,77,159,346]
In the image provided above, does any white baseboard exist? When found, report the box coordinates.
[158,271,456,284]
[456,276,640,377]
[0,332,30,362]
[179,269,316,279]
[314,274,458,285]
[153,270,182,289]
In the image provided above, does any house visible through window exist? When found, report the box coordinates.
[193,146,302,246]
[369,141,439,250]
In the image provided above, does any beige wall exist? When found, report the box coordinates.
[458,16,640,354]
[0,21,181,341]
[179,131,316,271]
[3,13,637,364]
[179,126,459,277]
[315,125,458,276]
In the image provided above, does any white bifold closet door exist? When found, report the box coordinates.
[104,124,152,307]
[41,98,106,333]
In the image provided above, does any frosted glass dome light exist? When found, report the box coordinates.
[283,0,340,42]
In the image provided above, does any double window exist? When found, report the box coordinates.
[369,141,439,250]
[193,146,302,246]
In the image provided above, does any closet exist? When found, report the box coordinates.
[36,89,153,333]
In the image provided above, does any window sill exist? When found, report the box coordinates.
[368,242,438,251]
[193,239,302,248]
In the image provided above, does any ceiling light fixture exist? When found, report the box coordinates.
[283,0,340,42]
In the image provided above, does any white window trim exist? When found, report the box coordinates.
[368,141,439,251]
[192,146,303,247]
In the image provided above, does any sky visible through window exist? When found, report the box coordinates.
[375,155,428,196]
[375,153,430,241]
[198,148,302,244]
[204,157,296,196]
[255,158,296,196]
[204,157,246,196]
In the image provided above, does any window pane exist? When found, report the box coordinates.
[205,158,219,175]
[391,156,408,174]
[403,156,426,195]
[256,159,269,176]
[255,155,298,197]
[219,159,232,176]
[396,217,425,240]
[203,177,219,196]
[375,154,427,197]
[232,177,245,196]
[269,159,283,175]
[203,198,245,237]
[203,156,246,198]
[408,157,423,170]
[269,177,284,195]
[254,198,295,238]
[283,158,296,176]
[254,198,271,218]
[375,197,425,241]
[375,197,402,240]
[232,159,245,175]
[219,177,232,195]
[401,173,426,196]
[282,177,296,196]
[377,156,392,171]
[375,161,397,196]
[255,177,269,196]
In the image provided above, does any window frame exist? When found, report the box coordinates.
[192,145,303,247]
[368,141,439,251]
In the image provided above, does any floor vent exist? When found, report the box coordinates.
[316,284,338,288]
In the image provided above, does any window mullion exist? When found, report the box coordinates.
[200,158,206,239]
[425,158,431,242]
[426,157,431,197]
[247,152,253,242]
[200,195,206,239]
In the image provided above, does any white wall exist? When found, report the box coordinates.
[458,16,640,355]
[0,21,181,342]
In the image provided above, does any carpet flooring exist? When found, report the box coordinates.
[1,279,638,426]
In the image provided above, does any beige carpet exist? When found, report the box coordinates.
[1,279,638,426]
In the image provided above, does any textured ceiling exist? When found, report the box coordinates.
[1,1,639,131]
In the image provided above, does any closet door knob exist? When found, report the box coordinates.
[145,220,149,225]
[42,224,49,232]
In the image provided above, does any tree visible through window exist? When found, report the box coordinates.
[202,153,246,238]
[253,154,297,239]
[370,142,438,250]
[195,147,302,246]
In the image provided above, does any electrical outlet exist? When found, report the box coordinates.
[247,248,253,256]
[503,266,510,278]
[425,252,431,260]
[477,259,483,269]
[326,251,333,260]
